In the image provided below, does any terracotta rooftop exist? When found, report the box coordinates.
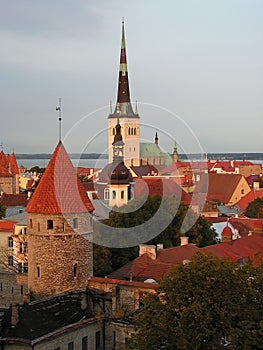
[236,188,263,211]
[196,173,249,204]
[134,178,192,205]
[0,193,29,207]
[0,220,17,232]
[109,235,263,282]
[26,142,94,214]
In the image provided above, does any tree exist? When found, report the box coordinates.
[0,203,6,219]
[129,254,263,350]
[99,196,217,272]
[245,198,263,218]
[93,243,113,277]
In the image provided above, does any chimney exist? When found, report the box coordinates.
[139,244,156,260]
[11,304,19,328]
[180,236,189,246]
[157,243,163,251]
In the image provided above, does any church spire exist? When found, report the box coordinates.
[114,18,134,115]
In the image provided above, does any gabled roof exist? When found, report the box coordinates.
[0,193,28,207]
[196,173,249,204]
[236,188,263,211]
[130,165,159,177]
[134,178,192,205]
[26,142,94,214]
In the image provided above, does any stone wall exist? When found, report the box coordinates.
[0,272,28,308]
[27,213,93,296]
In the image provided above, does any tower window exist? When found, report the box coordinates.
[47,220,53,230]
[121,190,124,199]
[128,127,130,135]
[37,266,40,278]
[29,219,33,228]
[37,222,40,232]
[112,191,116,199]
[8,236,13,248]
[73,218,78,229]
[134,128,136,135]
[62,222,65,232]
[82,336,88,350]
[73,263,77,277]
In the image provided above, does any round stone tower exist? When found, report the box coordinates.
[26,141,94,296]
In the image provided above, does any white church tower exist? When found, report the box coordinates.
[108,19,140,167]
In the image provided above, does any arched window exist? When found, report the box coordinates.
[128,127,130,135]
[104,188,110,200]
[112,190,116,199]
[121,190,125,199]
[134,128,136,135]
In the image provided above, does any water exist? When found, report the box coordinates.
[18,158,108,169]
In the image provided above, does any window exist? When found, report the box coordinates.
[29,219,33,228]
[104,188,110,200]
[134,128,136,135]
[19,242,23,253]
[113,331,116,349]
[8,256,13,266]
[82,336,88,350]
[24,242,28,253]
[0,283,3,292]
[47,220,53,230]
[241,189,244,195]
[54,348,61,350]
[112,191,116,199]
[38,223,40,232]
[121,191,124,199]
[24,228,27,235]
[8,236,13,248]
[95,331,101,349]
[20,285,23,295]
[37,266,40,278]
[11,287,14,294]
[62,222,65,232]
[113,128,115,135]
[73,263,77,277]
[23,263,28,273]
[73,218,78,229]
[68,342,74,350]
[18,263,22,273]
[128,127,130,135]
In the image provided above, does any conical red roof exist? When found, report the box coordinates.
[26,142,94,214]
[0,151,12,177]
[10,152,19,175]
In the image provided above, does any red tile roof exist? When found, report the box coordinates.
[0,193,28,207]
[109,235,263,281]
[10,152,19,175]
[196,173,249,204]
[236,188,263,211]
[134,178,192,205]
[0,220,17,232]
[26,142,94,214]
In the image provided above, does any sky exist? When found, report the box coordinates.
[0,0,263,156]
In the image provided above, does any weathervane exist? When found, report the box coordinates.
[56,98,62,142]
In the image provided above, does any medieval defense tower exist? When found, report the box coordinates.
[108,19,140,167]
[26,141,94,296]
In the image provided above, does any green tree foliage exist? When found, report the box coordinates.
[30,166,45,173]
[100,196,217,272]
[93,243,113,277]
[0,203,6,219]
[245,198,263,218]
[79,175,91,183]
[129,254,263,350]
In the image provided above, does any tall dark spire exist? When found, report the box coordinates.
[114,18,135,116]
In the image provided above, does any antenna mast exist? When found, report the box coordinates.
[56,98,62,142]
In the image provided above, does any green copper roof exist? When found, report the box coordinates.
[140,143,163,157]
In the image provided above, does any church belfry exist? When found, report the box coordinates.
[108,19,140,167]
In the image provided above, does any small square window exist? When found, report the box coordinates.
[68,342,74,350]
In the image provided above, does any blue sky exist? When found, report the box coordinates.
[0,0,262,155]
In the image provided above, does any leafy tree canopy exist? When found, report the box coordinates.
[245,198,263,218]
[129,254,263,350]
[0,203,6,219]
[96,195,217,273]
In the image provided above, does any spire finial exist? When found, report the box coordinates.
[56,98,62,142]
[110,100,113,114]
[135,100,138,114]
[122,17,124,25]
[155,130,158,145]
